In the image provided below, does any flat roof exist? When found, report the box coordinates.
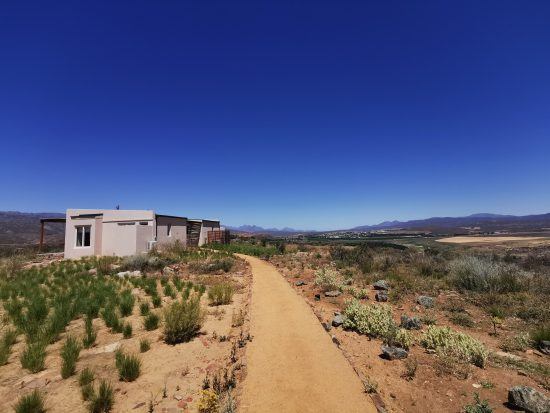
[155,214,187,220]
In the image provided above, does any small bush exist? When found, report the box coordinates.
[61,335,82,378]
[139,302,150,316]
[421,325,487,367]
[122,322,132,339]
[343,300,395,339]
[464,393,493,413]
[14,389,46,413]
[163,297,205,344]
[314,266,341,291]
[197,389,219,413]
[118,290,135,317]
[79,367,95,387]
[401,357,418,381]
[120,254,149,272]
[143,312,160,331]
[88,380,114,413]
[500,333,531,352]
[530,325,550,350]
[0,327,18,365]
[163,283,176,299]
[449,312,474,328]
[115,350,141,382]
[208,283,234,306]
[83,316,97,348]
[151,295,162,308]
[139,338,150,353]
[21,341,46,373]
[101,306,121,333]
[189,257,235,274]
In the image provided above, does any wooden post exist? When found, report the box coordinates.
[39,221,44,251]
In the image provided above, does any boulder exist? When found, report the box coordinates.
[116,270,141,278]
[508,386,550,413]
[381,345,408,360]
[314,293,321,301]
[400,315,422,330]
[332,314,344,327]
[88,268,97,275]
[324,290,341,298]
[417,295,435,308]
[373,280,389,290]
[375,292,388,302]
[321,322,332,332]
[539,340,550,355]
[295,280,307,286]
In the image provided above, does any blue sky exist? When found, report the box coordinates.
[1,1,549,230]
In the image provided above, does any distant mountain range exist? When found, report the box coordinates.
[1,211,550,245]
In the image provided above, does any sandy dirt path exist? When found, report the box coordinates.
[237,254,376,413]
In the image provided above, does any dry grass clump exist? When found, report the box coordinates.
[21,341,46,373]
[189,257,235,274]
[421,325,487,367]
[139,338,150,353]
[314,266,341,291]
[14,389,46,413]
[0,327,18,365]
[143,312,160,331]
[163,296,205,344]
[87,379,114,412]
[500,333,531,352]
[208,283,234,305]
[60,335,82,378]
[115,349,141,382]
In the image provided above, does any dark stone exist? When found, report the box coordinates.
[417,295,435,308]
[373,280,389,290]
[539,340,550,355]
[375,291,388,302]
[381,345,408,360]
[314,293,321,301]
[321,322,332,332]
[331,335,341,346]
[324,290,341,297]
[332,314,344,327]
[400,315,422,330]
[295,280,307,286]
[508,386,550,413]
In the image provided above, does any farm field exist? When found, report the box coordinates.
[437,236,550,245]
[0,244,252,412]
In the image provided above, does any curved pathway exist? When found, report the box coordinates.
[237,254,376,413]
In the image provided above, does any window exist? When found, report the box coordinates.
[75,225,91,247]
[167,223,172,236]
[139,221,148,226]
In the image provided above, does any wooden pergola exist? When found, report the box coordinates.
[39,217,66,250]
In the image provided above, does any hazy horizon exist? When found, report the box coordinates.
[1,1,550,231]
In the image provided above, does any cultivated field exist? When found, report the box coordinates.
[0,243,252,412]
[437,236,550,246]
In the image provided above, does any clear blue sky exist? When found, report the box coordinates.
[1,1,549,230]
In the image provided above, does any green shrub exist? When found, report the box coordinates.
[449,312,474,328]
[530,325,550,350]
[14,389,46,413]
[115,350,141,382]
[88,380,114,412]
[449,256,526,293]
[151,295,162,308]
[83,315,97,348]
[189,258,235,273]
[314,266,341,291]
[61,335,82,378]
[139,338,150,353]
[122,322,132,339]
[118,290,135,317]
[0,327,18,366]
[163,283,176,299]
[139,302,150,316]
[101,306,121,333]
[500,333,531,352]
[81,383,95,402]
[143,312,160,331]
[120,255,149,272]
[21,341,46,373]
[343,300,395,339]
[421,325,487,367]
[208,283,234,305]
[464,393,493,413]
[163,297,205,344]
[79,367,95,386]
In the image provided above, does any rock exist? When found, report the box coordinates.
[539,340,550,355]
[373,280,389,290]
[295,280,307,286]
[174,394,183,401]
[417,295,435,308]
[88,268,97,275]
[133,402,146,409]
[381,345,408,360]
[331,335,341,346]
[116,270,141,278]
[508,386,550,413]
[472,383,481,389]
[93,341,121,354]
[332,314,344,327]
[322,322,332,332]
[314,293,321,301]
[324,290,341,297]
[375,292,388,302]
[400,315,422,330]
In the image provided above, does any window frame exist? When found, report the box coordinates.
[75,225,91,248]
